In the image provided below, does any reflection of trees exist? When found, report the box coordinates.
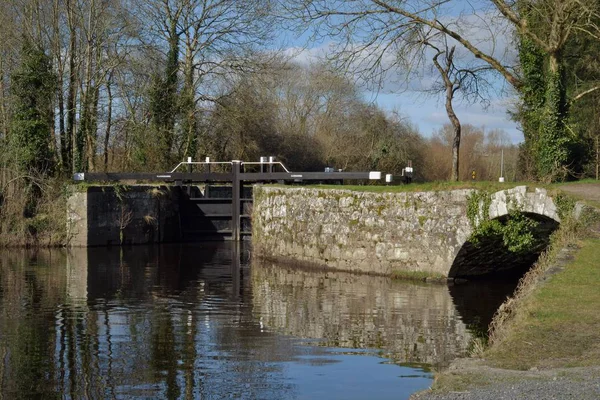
[251,261,473,367]
[0,250,67,398]
[0,244,298,398]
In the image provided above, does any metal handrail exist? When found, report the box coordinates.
[241,161,291,173]
[170,160,292,174]
[169,161,233,173]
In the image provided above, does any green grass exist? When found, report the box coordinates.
[485,237,600,369]
[268,179,600,194]
[427,233,600,394]
[267,180,600,211]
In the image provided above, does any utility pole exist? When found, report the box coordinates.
[499,149,505,183]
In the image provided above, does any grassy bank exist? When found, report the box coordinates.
[276,180,600,195]
[486,236,600,369]
[0,176,69,247]
[279,181,529,193]
[390,269,447,283]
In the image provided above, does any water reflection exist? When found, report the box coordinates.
[448,280,519,331]
[0,244,441,399]
[251,262,472,367]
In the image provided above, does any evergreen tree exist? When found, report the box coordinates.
[10,39,56,175]
[149,20,179,170]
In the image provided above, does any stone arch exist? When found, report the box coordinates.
[448,186,561,280]
[487,186,561,223]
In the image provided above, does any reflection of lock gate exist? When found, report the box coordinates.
[73,157,383,241]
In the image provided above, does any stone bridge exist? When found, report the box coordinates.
[252,185,574,280]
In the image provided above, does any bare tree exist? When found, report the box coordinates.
[137,0,277,164]
[420,32,493,181]
[285,0,600,180]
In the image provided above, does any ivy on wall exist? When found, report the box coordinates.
[516,30,578,182]
[466,191,540,253]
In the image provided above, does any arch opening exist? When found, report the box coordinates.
[449,212,559,281]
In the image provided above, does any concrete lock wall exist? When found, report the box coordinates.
[67,186,182,247]
[252,186,476,277]
[251,185,561,278]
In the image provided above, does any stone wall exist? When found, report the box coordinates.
[252,186,476,277]
[67,186,182,247]
[252,185,565,278]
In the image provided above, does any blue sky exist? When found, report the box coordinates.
[367,90,522,143]
[278,0,524,143]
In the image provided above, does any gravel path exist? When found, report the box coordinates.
[411,360,600,400]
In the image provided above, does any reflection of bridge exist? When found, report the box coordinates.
[252,186,573,279]
[251,261,472,366]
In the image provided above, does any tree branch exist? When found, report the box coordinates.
[573,85,600,102]
[369,0,523,89]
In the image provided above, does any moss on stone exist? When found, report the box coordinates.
[390,270,447,282]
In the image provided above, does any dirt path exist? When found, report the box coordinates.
[558,183,600,202]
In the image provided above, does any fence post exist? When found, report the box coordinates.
[232,160,241,241]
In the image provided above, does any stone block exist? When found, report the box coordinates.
[544,198,560,222]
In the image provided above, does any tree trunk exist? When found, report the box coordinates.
[86,84,100,172]
[51,0,68,171]
[450,120,461,181]
[445,84,461,181]
[66,0,77,174]
[537,51,569,182]
[432,47,461,181]
[104,76,112,172]
[78,1,95,173]
[596,136,600,180]
[49,98,57,158]
[182,38,197,160]
[0,61,7,140]
[58,74,66,167]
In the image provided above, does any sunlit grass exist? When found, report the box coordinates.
[485,237,600,369]
[271,179,600,200]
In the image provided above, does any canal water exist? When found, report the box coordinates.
[0,243,517,399]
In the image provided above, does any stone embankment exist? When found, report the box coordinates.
[252,185,560,279]
[252,186,475,277]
